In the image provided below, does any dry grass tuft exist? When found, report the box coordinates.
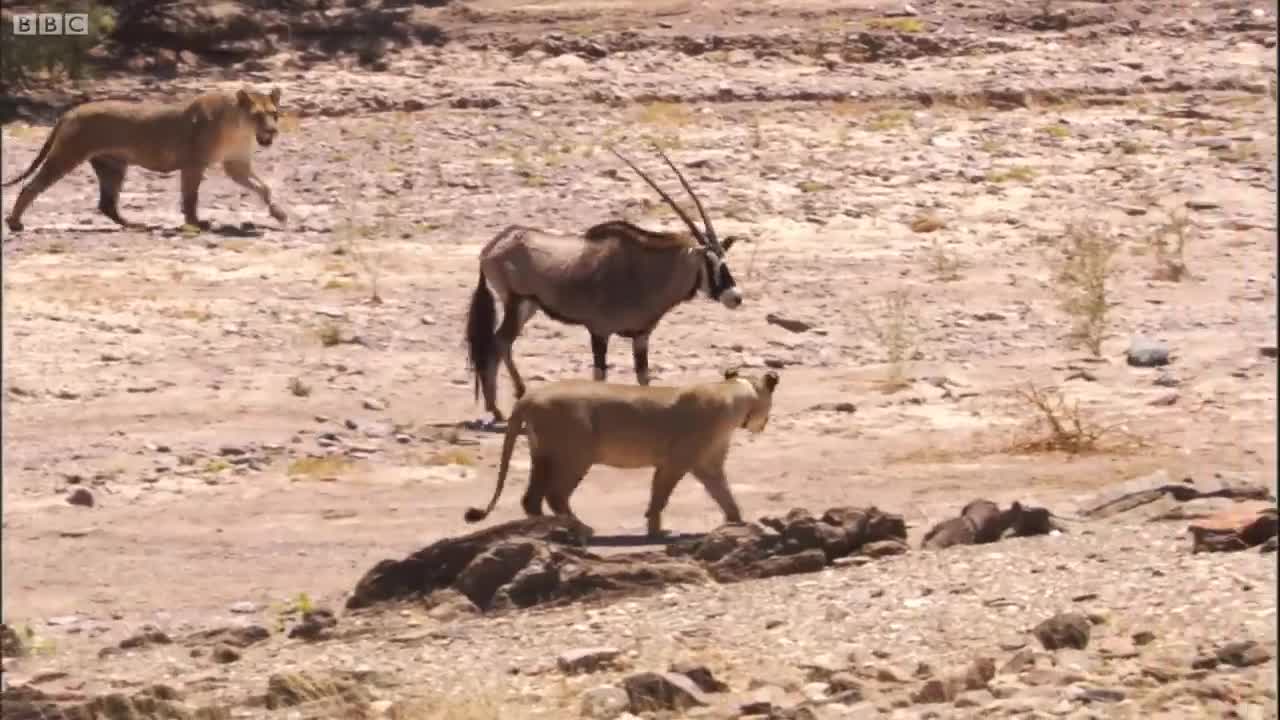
[632,101,694,128]
[426,448,477,467]
[287,376,312,398]
[858,288,919,392]
[1008,382,1142,455]
[923,238,963,282]
[987,165,1036,183]
[1041,123,1071,139]
[865,17,925,33]
[1147,208,1193,282]
[288,455,354,480]
[1050,219,1119,357]
[867,109,911,131]
[908,212,946,233]
[317,322,344,347]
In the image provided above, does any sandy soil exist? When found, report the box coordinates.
[1,1,1276,717]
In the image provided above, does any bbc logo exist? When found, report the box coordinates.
[12,13,90,36]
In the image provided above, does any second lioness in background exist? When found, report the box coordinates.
[463,368,781,538]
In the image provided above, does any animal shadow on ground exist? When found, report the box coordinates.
[588,531,706,548]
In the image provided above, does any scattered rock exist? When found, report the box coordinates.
[921,499,1061,550]
[1,623,25,658]
[1126,336,1170,367]
[766,313,814,333]
[288,609,338,642]
[1033,613,1091,650]
[559,647,623,675]
[1214,640,1272,668]
[118,626,172,650]
[66,488,94,508]
[211,644,241,663]
[1188,504,1278,552]
[668,662,729,693]
[622,671,709,712]
[580,685,629,720]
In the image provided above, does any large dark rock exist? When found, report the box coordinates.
[921,499,1062,550]
[347,508,909,613]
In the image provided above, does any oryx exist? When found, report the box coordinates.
[464,145,745,423]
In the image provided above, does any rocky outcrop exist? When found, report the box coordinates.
[346,508,909,613]
[921,499,1064,550]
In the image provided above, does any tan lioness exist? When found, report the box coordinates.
[463,368,781,538]
[4,87,288,232]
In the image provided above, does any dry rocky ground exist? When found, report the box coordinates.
[1,0,1277,718]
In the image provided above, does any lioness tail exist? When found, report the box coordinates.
[462,399,526,523]
[2,116,63,188]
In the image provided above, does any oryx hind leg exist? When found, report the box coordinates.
[631,332,652,386]
[590,332,610,382]
[497,298,537,399]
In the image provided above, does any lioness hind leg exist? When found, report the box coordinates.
[692,464,744,526]
[222,159,287,223]
[646,467,687,538]
[521,456,551,517]
[6,148,90,232]
[90,157,138,228]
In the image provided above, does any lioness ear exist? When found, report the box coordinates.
[270,86,282,104]
[763,371,780,392]
[723,367,740,380]
[236,89,252,108]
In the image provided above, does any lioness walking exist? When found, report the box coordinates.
[464,368,781,538]
[4,86,288,232]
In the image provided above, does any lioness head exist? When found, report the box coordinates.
[724,367,781,433]
[236,87,283,148]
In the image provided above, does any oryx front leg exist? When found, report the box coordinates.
[590,332,610,382]
[631,332,651,386]
[223,159,287,223]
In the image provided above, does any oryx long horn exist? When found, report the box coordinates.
[606,146,707,247]
[650,143,721,253]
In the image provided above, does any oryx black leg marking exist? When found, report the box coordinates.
[590,332,610,382]
[631,332,651,386]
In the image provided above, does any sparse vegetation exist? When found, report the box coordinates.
[858,289,919,392]
[796,179,834,194]
[987,165,1037,183]
[1010,382,1139,455]
[864,17,926,33]
[1042,123,1071,139]
[427,448,477,467]
[908,212,946,233]
[317,322,344,347]
[1,1,115,87]
[867,109,911,131]
[1147,208,1193,282]
[1050,219,1119,357]
[287,455,353,480]
[287,376,312,397]
[923,238,963,282]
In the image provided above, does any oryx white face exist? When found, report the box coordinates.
[699,239,742,309]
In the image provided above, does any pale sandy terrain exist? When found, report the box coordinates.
[1,1,1276,718]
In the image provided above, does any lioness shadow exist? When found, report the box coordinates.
[587,531,705,549]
